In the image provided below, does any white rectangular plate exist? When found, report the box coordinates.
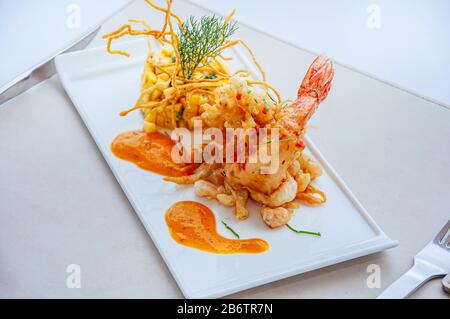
[55,38,397,298]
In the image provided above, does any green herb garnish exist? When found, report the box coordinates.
[221,221,240,239]
[178,15,237,79]
[176,107,184,120]
[268,93,277,103]
[263,99,270,109]
[171,56,176,63]
[205,73,218,79]
[260,137,297,145]
[286,224,321,237]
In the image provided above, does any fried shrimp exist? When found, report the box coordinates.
[106,1,334,228]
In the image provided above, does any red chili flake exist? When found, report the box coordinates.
[296,140,305,149]
[236,92,242,100]
[281,178,287,183]
[262,108,267,114]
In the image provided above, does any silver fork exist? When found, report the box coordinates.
[378,219,450,299]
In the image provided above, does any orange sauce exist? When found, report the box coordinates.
[111,130,197,177]
[165,201,269,254]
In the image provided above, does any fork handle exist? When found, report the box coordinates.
[377,262,440,299]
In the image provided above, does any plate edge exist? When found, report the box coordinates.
[55,38,399,299]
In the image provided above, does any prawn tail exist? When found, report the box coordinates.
[298,55,334,103]
[277,56,334,134]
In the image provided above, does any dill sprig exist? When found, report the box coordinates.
[178,15,237,79]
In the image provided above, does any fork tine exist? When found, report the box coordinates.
[446,235,450,248]
[434,219,450,244]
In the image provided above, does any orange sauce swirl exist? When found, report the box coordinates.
[165,201,269,254]
[111,130,197,177]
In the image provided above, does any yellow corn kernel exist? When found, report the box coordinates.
[157,73,170,81]
[184,98,199,121]
[145,109,158,122]
[161,44,174,56]
[163,87,175,98]
[155,115,165,127]
[154,62,171,74]
[154,79,169,90]
[154,66,163,75]
[185,102,199,115]
[143,121,157,133]
[164,65,177,74]
[188,93,200,106]
[144,62,155,73]
[242,113,257,128]
[151,89,163,101]
[144,72,157,85]
[163,116,172,128]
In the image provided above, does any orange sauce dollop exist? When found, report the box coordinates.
[165,201,269,254]
[111,130,197,177]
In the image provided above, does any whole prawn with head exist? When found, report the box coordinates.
[224,56,334,227]
[167,56,334,227]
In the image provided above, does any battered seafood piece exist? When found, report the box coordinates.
[224,56,333,226]
[168,56,334,227]
[106,2,333,232]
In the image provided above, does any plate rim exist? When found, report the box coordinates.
[55,38,398,299]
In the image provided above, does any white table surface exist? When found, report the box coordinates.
[0,0,132,93]
[0,0,449,299]
[191,0,450,107]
